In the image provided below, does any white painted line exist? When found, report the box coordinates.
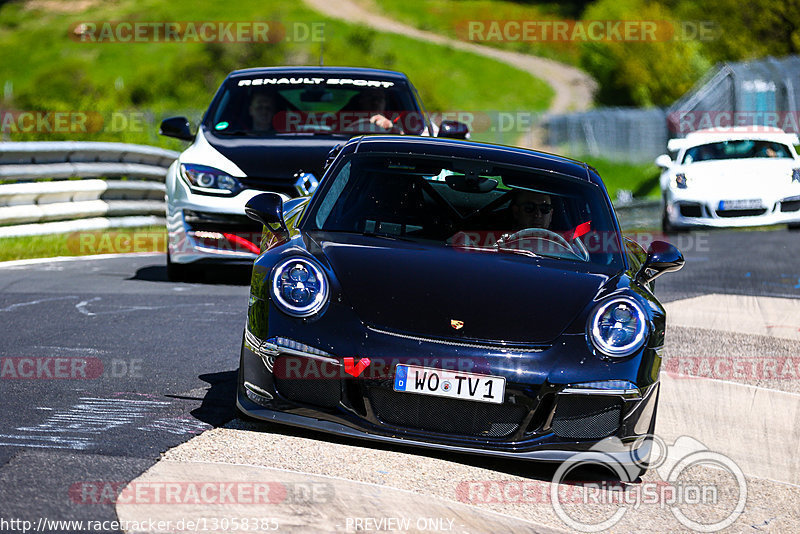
[0,252,160,269]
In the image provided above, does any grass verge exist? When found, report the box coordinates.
[578,156,661,200]
[0,226,166,262]
[0,0,553,146]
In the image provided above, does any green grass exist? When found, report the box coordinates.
[577,156,661,200]
[0,0,553,146]
[366,0,581,65]
[0,226,166,262]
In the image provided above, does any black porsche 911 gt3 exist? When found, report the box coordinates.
[237,135,684,480]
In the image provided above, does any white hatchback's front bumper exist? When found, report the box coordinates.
[166,163,289,264]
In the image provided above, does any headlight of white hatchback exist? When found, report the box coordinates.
[180,163,243,195]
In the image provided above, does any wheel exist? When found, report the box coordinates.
[661,206,675,233]
[166,251,194,282]
[788,222,800,231]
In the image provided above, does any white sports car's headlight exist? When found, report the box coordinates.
[588,297,648,357]
[792,168,800,183]
[270,257,329,317]
[180,163,243,195]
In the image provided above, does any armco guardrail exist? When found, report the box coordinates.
[0,142,178,238]
[615,199,661,230]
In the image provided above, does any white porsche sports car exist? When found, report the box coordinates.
[656,127,800,231]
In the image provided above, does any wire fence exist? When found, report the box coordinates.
[545,108,668,163]
[544,55,800,163]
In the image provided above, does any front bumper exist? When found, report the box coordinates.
[665,191,800,228]
[237,323,661,461]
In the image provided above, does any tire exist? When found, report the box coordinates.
[788,223,800,231]
[236,331,261,423]
[621,395,660,482]
[661,208,674,234]
[661,207,687,234]
[166,251,194,282]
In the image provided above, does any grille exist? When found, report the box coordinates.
[551,395,622,439]
[183,209,262,233]
[678,203,704,218]
[273,356,341,408]
[780,200,800,212]
[716,208,767,218]
[367,387,526,438]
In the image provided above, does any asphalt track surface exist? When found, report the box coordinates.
[0,227,798,531]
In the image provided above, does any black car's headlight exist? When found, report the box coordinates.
[270,257,329,317]
[588,297,648,357]
[180,163,242,195]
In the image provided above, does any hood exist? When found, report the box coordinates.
[314,233,612,344]
[680,159,797,194]
[204,129,344,178]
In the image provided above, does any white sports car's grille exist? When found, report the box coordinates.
[715,208,768,218]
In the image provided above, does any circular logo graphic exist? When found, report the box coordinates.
[441,381,451,392]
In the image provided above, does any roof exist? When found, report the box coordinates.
[667,127,800,151]
[342,135,594,184]
[227,66,409,82]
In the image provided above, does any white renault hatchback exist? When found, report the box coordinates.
[656,127,800,232]
[159,66,468,280]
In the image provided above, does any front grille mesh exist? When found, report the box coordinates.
[273,356,341,409]
[551,395,622,439]
[780,200,800,212]
[367,387,525,438]
[678,203,704,218]
[716,208,767,218]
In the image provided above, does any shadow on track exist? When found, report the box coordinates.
[130,264,252,285]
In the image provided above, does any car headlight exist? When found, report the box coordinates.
[673,173,689,189]
[792,168,800,183]
[587,297,648,357]
[180,164,242,195]
[270,257,329,317]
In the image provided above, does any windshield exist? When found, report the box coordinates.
[682,140,793,163]
[305,153,623,269]
[203,76,425,136]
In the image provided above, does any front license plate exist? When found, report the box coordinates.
[393,365,505,404]
[719,198,762,210]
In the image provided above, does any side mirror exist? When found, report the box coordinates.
[654,154,672,169]
[159,116,194,141]
[636,240,684,284]
[245,193,289,243]
[438,120,469,139]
